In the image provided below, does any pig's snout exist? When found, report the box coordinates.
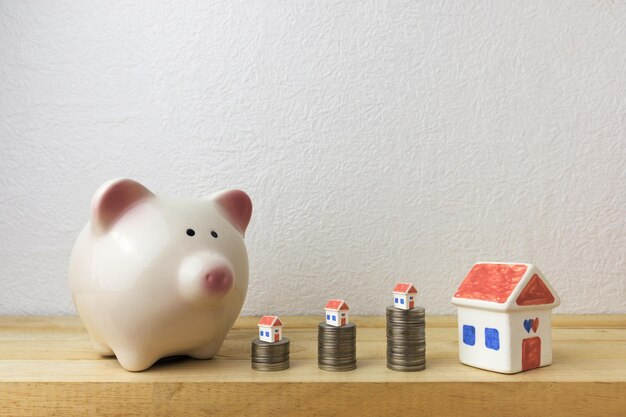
[204,267,233,294]
[178,253,235,302]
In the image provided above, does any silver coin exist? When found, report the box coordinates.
[386,334,426,340]
[387,317,425,321]
[318,353,356,359]
[318,354,357,361]
[387,350,425,356]
[387,334,426,339]
[318,362,357,372]
[387,354,425,361]
[386,344,425,349]
[387,356,426,363]
[318,359,356,364]
[387,343,425,348]
[387,354,426,360]
[251,338,291,372]
[385,306,427,372]
[386,342,425,348]
[387,361,426,368]
[251,360,290,372]
[251,355,290,362]
[386,362,426,372]
[386,325,426,331]
[317,322,358,372]
[387,352,426,361]
[252,350,290,355]
[252,338,290,346]
[318,322,357,329]
[387,339,425,344]
[386,319,425,324]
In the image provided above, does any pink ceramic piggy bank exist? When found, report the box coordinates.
[69,179,252,371]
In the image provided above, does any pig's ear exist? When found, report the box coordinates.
[212,189,252,236]
[90,178,154,235]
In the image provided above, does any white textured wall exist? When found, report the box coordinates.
[1,1,625,316]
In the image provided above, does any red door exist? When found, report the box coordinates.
[341,317,346,326]
[522,337,541,371]
[274,333,279,342]
[409,300,415,309]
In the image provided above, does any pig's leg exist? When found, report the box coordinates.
[113,347,158,372]
[91,338,114,356]
[187,343,221,360]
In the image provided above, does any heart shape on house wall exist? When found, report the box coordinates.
[532,317,539,332]
[524,318,540,333]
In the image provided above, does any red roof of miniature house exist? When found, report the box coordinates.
[455,263,527,303]
[258,315,283,327]
[452,263,559,310]
[393,283,417,294]
[325,299,349,311]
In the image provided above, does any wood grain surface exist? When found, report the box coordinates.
[1,315,624,416]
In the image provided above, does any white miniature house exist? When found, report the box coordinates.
[451,262,560,374]
[324,299,349,327]
[258,315,283,343]
[393,282,417,310]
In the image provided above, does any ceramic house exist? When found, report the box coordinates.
[393,283,417,310]
[451,262,560,374]
[325,299,349,327]
[258,315,283,343]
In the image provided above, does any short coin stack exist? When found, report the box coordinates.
[317,322,357,371]
[251,338,290,371]
[386,305,426,371]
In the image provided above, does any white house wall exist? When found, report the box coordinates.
[457,308,511,373]
[393,293,412,309]
[259,326,270,342]
[509,309,553,370]
[325,309,339,326]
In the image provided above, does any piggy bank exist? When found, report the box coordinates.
[69,178,252,371]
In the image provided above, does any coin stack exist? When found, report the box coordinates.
[251,338,290,371]
[386,305,426,371]
[317,322,357,371]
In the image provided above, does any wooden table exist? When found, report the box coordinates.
[1,315,624,416]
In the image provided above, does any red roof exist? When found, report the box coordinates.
[258,315,283,327]
[516,274,555,306]
[454,263,528,303]
[393,283,417,294]
[325,299,349,311]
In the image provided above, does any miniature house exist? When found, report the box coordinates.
[393,282,417,310]
[451,262,560,374]
[258,315,283,343]
[325,299,349,327]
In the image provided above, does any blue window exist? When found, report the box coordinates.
[326,314,330,320]
[400,298,405,304]
[394,297,398,303]
[260,331,263,337]
[265,331,270,337]
[485,328,500,350]
[463,325,475,346]
[332,315,336,320]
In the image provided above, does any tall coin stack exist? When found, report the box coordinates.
[386,305,426,371]
[317,322,357,371]
[251,338,290,371]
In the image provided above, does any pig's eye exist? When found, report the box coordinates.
[186,229,195,237]
[211,231,218,238]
